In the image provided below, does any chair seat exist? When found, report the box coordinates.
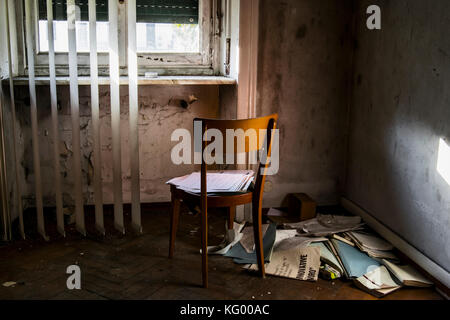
[170,184,253,208]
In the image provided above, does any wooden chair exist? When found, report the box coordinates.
[168,114,278,288]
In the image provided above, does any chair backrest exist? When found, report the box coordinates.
[193,114,278,207]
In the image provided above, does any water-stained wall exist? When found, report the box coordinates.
[12,84,219,212]
[257,0,354,207]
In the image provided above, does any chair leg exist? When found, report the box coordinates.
[201,204,208,288]
[169,195,181,258]
[252,204,265,278]
[227,206,236,230]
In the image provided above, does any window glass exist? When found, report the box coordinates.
[38,20,109,52]
[136,0,199,53]
[38,0,108,52]
[136,23,199,53]
[37,0,200,53]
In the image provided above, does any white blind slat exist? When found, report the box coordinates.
[25,0,48,240]
[5,0,24,239]
[67,0,86,236]
[128,0,141,233]
[0,74,11,240]
[109,0,124,234]
[89,0,105,235]
[47,0,65,237]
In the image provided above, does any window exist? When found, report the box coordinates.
[33,0,219,76]
[135,0,200,53]
[38,0,109,52]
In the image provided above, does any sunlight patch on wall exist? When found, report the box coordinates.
[437,138,450,185]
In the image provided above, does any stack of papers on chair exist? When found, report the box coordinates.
[167,170,254,193]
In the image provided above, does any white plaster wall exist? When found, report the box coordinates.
[346,0,450,271]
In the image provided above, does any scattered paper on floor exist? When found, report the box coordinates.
[203,221,245,255]
[347,231,394,251]
[225,223,278,264]
[273,236,327,251]
[284,214,364,236]
[240,224,270,253]
[353,265,402,297]
[249,246,321,281]
[2,281,17,287]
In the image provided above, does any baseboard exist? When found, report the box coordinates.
[436,288,449,300]
[341,197,450,294]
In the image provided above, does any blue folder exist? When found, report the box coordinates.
[225,223,277,264]
[331,239,380,278]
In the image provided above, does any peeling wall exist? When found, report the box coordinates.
[12,84,219,212]
[256,0,354,207]
[5,0,356,216]
[346,0,450,271]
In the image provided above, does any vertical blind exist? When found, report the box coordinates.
[4,0,24,240]
[2,0,144,239]
[47,0,65,237]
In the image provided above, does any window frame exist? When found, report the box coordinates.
[28,0,220,77]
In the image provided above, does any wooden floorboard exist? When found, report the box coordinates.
[0,205,444,300]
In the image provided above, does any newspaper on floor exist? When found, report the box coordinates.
[283,213,364,236]
[248,246,321,281]
[273,235,327,251]
[201,221,246,255]
[273,229,298,245]
[225,223,278,264]
[240,224,270,253]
